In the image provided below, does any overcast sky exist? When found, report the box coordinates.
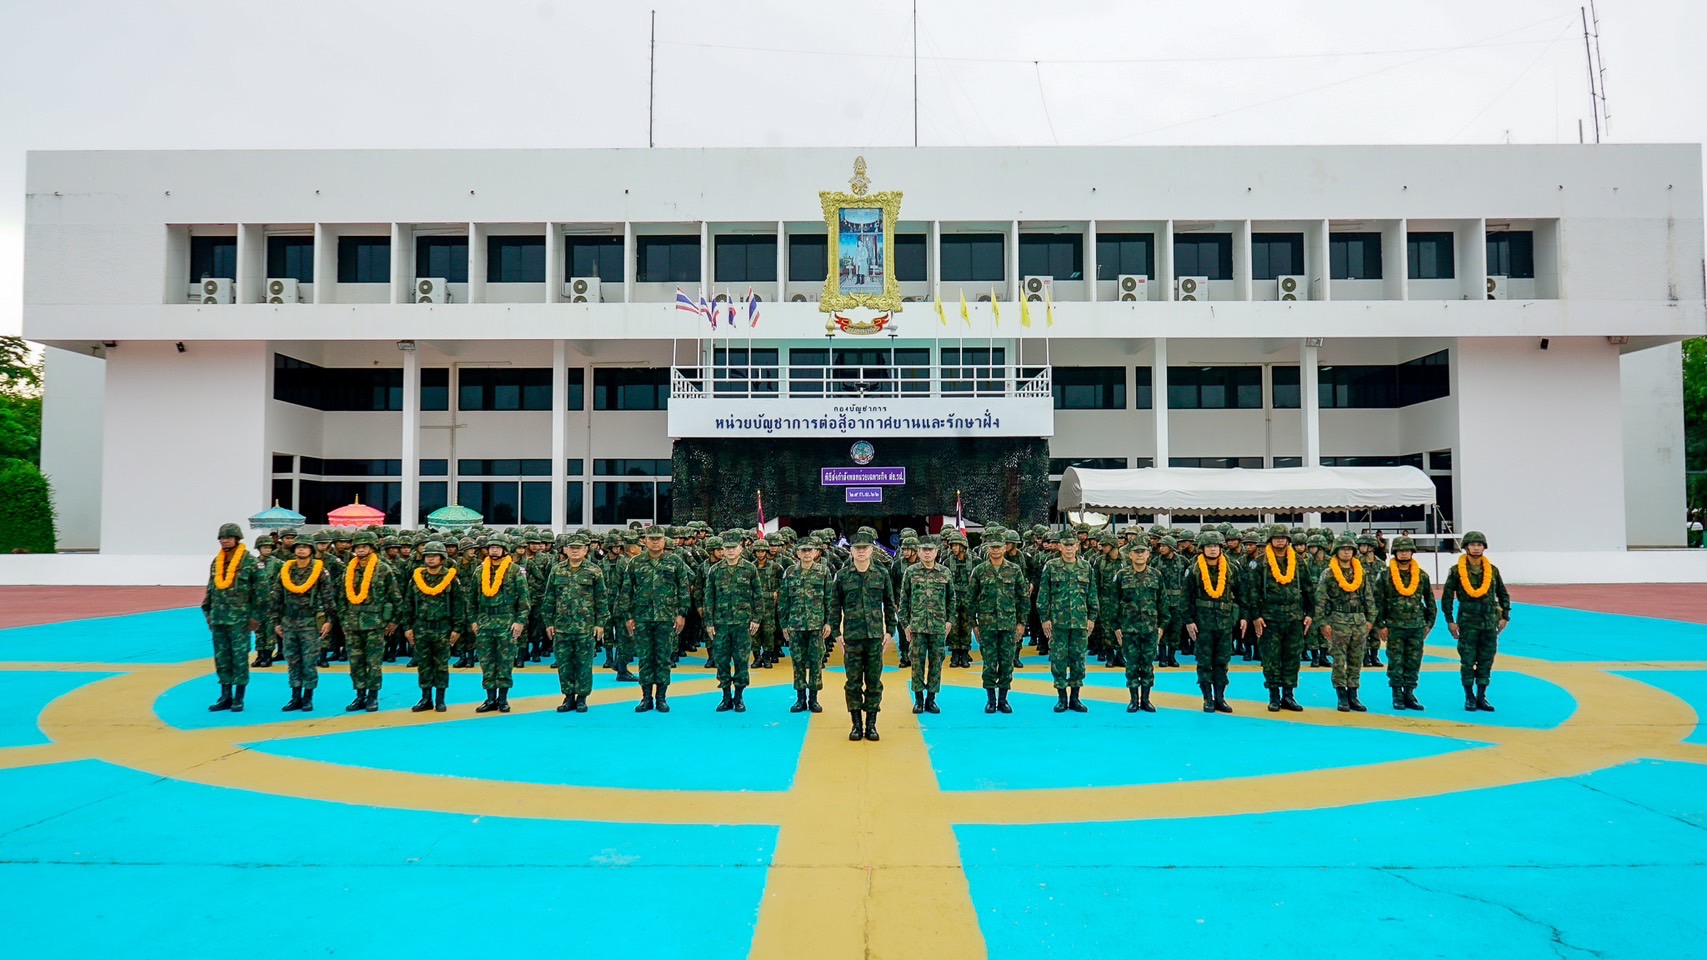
[2,0,1702,337]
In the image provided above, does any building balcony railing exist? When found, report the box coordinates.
[669,363,1052,401]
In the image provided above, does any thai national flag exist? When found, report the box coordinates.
[745,287,761,328]
[725,299,738,329]
[956,491,966,534]
[679,288,714,330]
[696,294,716,330]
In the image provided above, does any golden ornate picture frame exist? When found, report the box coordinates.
[818,188,903,314]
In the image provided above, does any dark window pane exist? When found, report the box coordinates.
[1018,234,1083,280]
[1096,233,1155,281]
[1329,233,1382,280]
[565,236,624,284]
[566,481,585,524]
[1134,366,1153,410]
[941,234,1004,282]
[1048,457,1126,474]
[421,459,448,477]
[1398,349,1450,406]
[1319,365,1398,408]
[1429,450,1453,470]
[1407,232,1455,280]
[265,236,315,283]
[565,366,585,410]
[713,347,780,396]
[457,368,554,411]
[894,234,927,281]
[271,478,294,510]
[337,236,391,284]
[1172,235,1232,280]
[1486,231,1535,279]
[1052,367,1126,410]
[415,236,469,283]
[421,368,449,411]
[593,480,657,525]
[1272,366,1301,408]
[714,236,777,283]
[521,482,552,524]
[459,481,519,526]
[321,459,401,477]
[1251,233,1304,281]
[1273,456,1303,468]
[271,454,294,473]
[593,368,669,410]
[418,481,448,525]
[189,236,237,282]
[788,235,828,283]
[1168,366,1262,410]
[487,236,545,283]
[637,235,700,283]
[271,354,402,411]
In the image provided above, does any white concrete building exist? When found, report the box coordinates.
[19,145,1706,577]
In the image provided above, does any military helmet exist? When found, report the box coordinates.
[1332,536,1357,552]
[420,540,448,558]
[1002,530,1023,545]
[351,530,377,547]
[900,535,920,548]
[1126,540,1151,554]
[313,529,335,544]
[217,522,244,541]
[641,525,666,538]
[1391,536,1417,552]
[277,527,298,538]
[1356,534,1377,547]
[254,534,275,549]
[1158,535,1178,549]
[1198,531,1224,547]
[1097,531,1118,546]
[1176,529,1197,542]
[1267,526,1290,542]
[848,529,876,546]
[1461,530,1488,547]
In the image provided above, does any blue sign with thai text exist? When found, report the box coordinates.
[845,486,884,504]
[822,466,906,486]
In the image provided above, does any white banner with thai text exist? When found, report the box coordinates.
[668,397,1054,438]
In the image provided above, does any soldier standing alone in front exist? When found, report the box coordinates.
[622,525,692,714]
[900,536,955,715]
[1184,531,1245,713]
[779,537,834,714]
[1039,532,1099,714]
[542,534,607,714]
[832,528,896,742]
[471,536,529,714]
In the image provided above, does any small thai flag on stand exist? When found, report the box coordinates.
[756,489,766,539]
[955,490,966,535]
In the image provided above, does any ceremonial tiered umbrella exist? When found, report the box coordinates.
[426,504,483,532]
[249,502,306,530]
[326,497,386,528]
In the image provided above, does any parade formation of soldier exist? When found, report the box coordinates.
[204,518,1509,729]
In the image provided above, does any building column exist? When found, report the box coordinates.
[401,344,420,527]
[551,339,568,528]
[1301,337,1322,527]
[1152,337,1170,526]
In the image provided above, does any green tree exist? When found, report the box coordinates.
[0,336,43,467]
[1685,338,1707,519]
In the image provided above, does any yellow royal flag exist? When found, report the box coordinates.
[990,289,1001,326]
[1045,283,1055,327]
[959,289,970,326]
[1019,291,1033,328]
[934,292,947,326]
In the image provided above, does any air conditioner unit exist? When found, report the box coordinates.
[713,292,732,304]
[416,277,449,304]
[1176,276,1209,301]
[1117,274,1149,302]
[265,278,300,304]
[566,277,601,303]
[1486,275,1507,300]
[1277,275,1307,301]
[198,278,233,305]
[902,295,923,302]
[789,293,814,303]
[976,294,992,303]
[1022,275,1052,302]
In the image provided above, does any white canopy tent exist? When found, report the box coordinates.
[1057,466,1438,515]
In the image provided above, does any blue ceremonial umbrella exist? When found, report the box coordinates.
[250,502,306,530]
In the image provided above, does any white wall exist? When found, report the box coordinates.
[1455,337,1627,551]
[38,346,106,550]
[1621,342,1687,546]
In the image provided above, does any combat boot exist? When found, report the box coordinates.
[283,689,304,712]
[913,691,927,714]
[716,685,734,712]
[1068,687,1087,713]
[997,689,1013,714]
[1404,689,1425,712]
[346,691,367,712]
[1464,683,1478,711]
[252,653,271,668]
[1346,686,1367,712]
[849,710,864,741]
[415,692,436,713]
[476,689,500,713]
[635,685,655,713]
[1212,684,1232,714]
[863,711,880,742]
[231,685,245,713]
[808,690,822,713]
[985,688,998,714]
[1280,687,1303,712]
[1139,686,1156,713]
[365,690,379,712]
[703,654,715,669]
[208,684,233,712]
[434,687,447,712]
[1268,688,1282,712]
[730,688,743,713]
[615,665,638,683]
[496,690,511,713]
[1200,682,1215,713]
[790,690,808,713]
[1370,647,1383,668]
[1054,689,1069,713]
[1337,687,1351,712]
[1127,688,1140,713]
[574,694,588,713]
[1392,689,1408,710]
[1475,683,1494,712]
[925,692,939,714]
[300,689,314,711]
[656,684,670,713]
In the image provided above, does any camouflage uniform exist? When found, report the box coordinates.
[1313,540,1380,710]
[944,536,975,667]
[336,533,403,711]
[621,527,693,711]
[1112,548,1166,711]
[471,544,530,710]
[899,544,954,708]
[779,543,834,709]
[201,523,264,710]
[751,546,784,668]
[1246,534,1314,710]
[251,537,285,666]
[1182,533,1244,712]
[403,542,465,712]
[1152,540,1186,667]
[831,530,896,739]
[541,537,608,710]
[1373,538,1438,710]
[970,531,1030,711]
[271,549,338,708]
[704,537,761,705]
[1038,541,1099,710]
[1440,531,1510,711]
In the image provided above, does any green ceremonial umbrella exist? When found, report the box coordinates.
[427,504,484,531]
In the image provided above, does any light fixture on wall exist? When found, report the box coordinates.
[1538,338,1550,351]
[396,339,417,352]
[175,342,186,353]
[1607,336,1630,345]
[1305,337,1324,348]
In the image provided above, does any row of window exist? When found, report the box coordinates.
[1049,353,1449,410]
[192,231,1537,285]
[270,478,671,527]
[273,355,664,411]
[272,456,676,480]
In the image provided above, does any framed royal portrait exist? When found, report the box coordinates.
[818,188,903,313]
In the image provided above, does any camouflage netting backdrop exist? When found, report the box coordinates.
[671,437,1051,529]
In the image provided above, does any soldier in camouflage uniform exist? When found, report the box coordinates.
[336,531,402,713]
[1246,527,1312,712]
[944,531,975,668]
[1112,540,1167,713]
[1314,536,1379,712]
[470,536,529,714]
[311,530,348,666]
[542,534,608,714]
[832,528,896,742]
[970,529,1029,713]
[900,536,955,715]
[202,522,263,712]
[272,539,337,711]
[250,534,284,667]
[705,531,762,712]
[1151,536,1185,668]
[780,537,834,713]
[1373,536,1437,711]
[1356,535,1384,667]
[622,525,692,713]
[1300,535,1331,667]
[1440,530,1510,712]
[403,539,464,713]
[1038,532,1099,713]
[891,533,919,667]
[751,539,784,669]
[1183,531,1245,714]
